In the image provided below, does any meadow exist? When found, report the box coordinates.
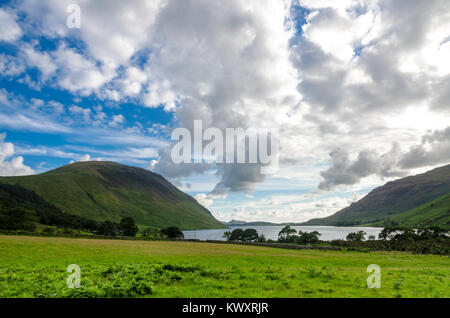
[0,235,448,298]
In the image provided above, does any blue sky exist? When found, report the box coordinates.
[1,0,449,222]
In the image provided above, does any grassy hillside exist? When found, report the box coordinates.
[0,235,448,298]
[304,164,450,227]
[370,193,450,229]
[0,161,225,230]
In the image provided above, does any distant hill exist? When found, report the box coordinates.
[303,164,450,229]
[224,220,305,227]
[224,220,278,226]
[0,161,225,230]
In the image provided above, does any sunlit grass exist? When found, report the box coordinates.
[0,235,448,298]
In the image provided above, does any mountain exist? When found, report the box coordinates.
[303,164,450,229]
[224,220,278,226]
[0,161,225,230]
[224,220,306,227]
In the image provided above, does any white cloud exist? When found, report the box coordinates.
[119,66,148,96]
[147,159,158,171]
[109,114,125,127]
[52,45,110,94]
[76,154,101,162]
[194,193,214,207]
[69,105,92,122]
[0,9,22,42]
[23,45,57,80]
[0,54,25,76]
[211,192,360,223]
[78,154,91,162]
[0,133,34,176]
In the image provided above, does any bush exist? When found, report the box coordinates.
[141,228,163,238]
[42,227,55,235]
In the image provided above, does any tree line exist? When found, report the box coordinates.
[222,225,449,255]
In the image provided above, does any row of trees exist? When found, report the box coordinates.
[378,227,448,241]
[222,225,449,245]
[332,227,449,255]
[222,226,322,245]
[344,227,449,242]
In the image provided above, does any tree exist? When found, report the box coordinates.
[257,234,266,242]
[379,227,418,241]
[298,231,321,244]
[161,226,184,239]
[119,217,138,237]
[346,230,367,242]
[224,228,259,242]
[368,235,376,241]
[223,231,232,240]
[98,221,118,236]
[379,227,395,240]
[242,228,259,242]
[278,226,297,243]
[228,229,245,241]
[417,227,448,240]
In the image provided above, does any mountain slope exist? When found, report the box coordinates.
[303,164,450,227]
[370,193,450,229]
[0,182,102,231]
[0,161,225,230]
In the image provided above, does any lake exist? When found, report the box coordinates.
[184,225,382,241]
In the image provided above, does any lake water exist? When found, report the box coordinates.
[184,225,382,241]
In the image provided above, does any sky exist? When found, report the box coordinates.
[1,0,450,223]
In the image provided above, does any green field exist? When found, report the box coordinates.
[0,235,448,298]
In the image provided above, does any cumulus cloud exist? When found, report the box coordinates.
[22,45,57,80]
[0,54,25,76]
[319,126,450,189]
[0,133,34,176]
[400,127,450,169]
[212,164,267,194]
[109,114,125,127]
[319,144,406,190]
[147,0,300,192]
[0,8,22,42]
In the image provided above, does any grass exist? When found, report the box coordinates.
[0,235,448,298]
